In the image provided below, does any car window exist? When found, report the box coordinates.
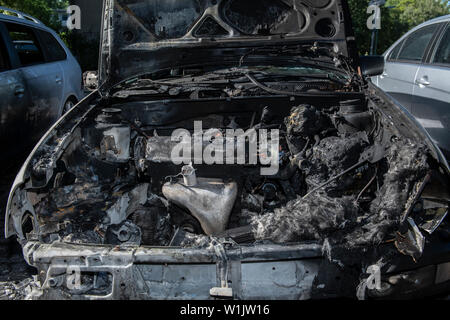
[37,30,67,62]
[0,33,10,72]
[397,24,438,62]
[387,40,403,61]
[433,25,450,65]
[5,23,44,66]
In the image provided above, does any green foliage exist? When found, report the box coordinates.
[347,0,371,54]
[0,0,68,32]
[389,0,450,26]
[349,0,449,55]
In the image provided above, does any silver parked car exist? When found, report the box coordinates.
[0,7,83,162]
[373,15,450,159]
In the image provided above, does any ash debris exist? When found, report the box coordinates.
[285,104,332,154]
[251,195,358,244]
[249,103,431,249]
[251,140,429,248]
[0,278,42,300]
[303,132,370,192]
[348,142,429,246]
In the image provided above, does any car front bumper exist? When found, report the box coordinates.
[22,241,324,300]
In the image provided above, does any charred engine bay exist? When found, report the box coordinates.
[23,79,447,268]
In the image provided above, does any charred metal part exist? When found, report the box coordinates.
[216,226,255,245]
[20,241,323,300]
[106,221,142,246]
[395,218,426,262]
[400,173,432,224]
[95,108,131,163]
[246,73,316,97]
[163,177,238,235]
[169,229,210,248]
[356,165,378,202]
[95,108,123,127]
[420,209,448,235]
[436,262,450,285]
[335,99,373,134]
[99,0,357,91]
[210,239,232,298]
[83,71,99,91]
[129,206,171,246]
[106,184,149,225]
[262,183,277,202]
[134,136,148,174]
[181,164,197,187]
[168,204,203,236]
[100,126,131,162]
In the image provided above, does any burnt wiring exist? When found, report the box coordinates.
[356,165,378,203]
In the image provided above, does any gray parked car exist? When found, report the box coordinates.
[0,7,83,163]
[373,15,450,159]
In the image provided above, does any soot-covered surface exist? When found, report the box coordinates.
[0,165,37,300]
[251,141,429,247]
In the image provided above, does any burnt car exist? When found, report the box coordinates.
[4,0,450,300]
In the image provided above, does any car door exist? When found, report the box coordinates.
[35,29,76,117]
[376,23,441,113]
[412,23,450,159]
[0,22,31,161]
[4,22,64,140]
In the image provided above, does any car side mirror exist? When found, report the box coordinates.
[83,71,98,91]
[359,56,385,77]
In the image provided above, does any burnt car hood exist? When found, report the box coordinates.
[99,0,357,91]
